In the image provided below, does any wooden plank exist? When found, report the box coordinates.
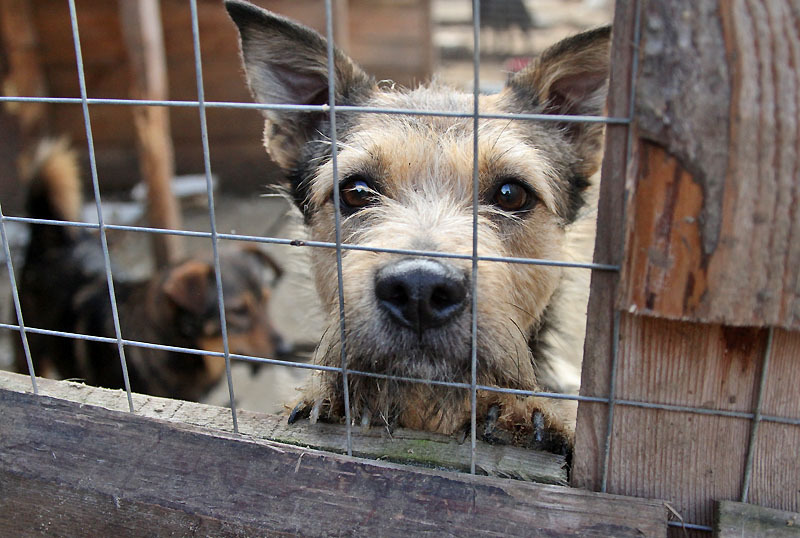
[0,377,669,537]
[578,313,800,534]
[571,0,638,491]
[0,370,566,485]
[119,0,183,266]
[715,501,800,537]
[619,0,800,329]
[348,0,433,86]
[748,329,800,511]
[606,314,765,531]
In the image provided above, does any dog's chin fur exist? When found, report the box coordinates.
[226,0,610,447]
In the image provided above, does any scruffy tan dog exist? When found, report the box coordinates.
[226,0,609,452]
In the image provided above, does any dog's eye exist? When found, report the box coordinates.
[492,181,535,212]
[340,176,376,210]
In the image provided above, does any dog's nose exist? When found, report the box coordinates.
[374,258,468,333]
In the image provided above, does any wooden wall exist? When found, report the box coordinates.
[0,0,432,203]
[574,1,800,536]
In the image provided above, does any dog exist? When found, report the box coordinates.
[14,139,287,402]
[226,1,609,451]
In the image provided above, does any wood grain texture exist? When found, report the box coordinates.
[606,314,766,530]
[620,0,800,329]
[0,376,669,537]
[716,501,800,537]
[748,329,800,512]
[566,2,800,536]
[571,0,638,492]
[0,370,567,485]
[578,314,800,534]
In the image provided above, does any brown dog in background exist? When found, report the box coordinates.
[226,1,609,452]
[15,139,286,401]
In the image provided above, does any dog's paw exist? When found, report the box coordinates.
[287,397,331,425]
[529,409,571,457]
[477,395,573,457]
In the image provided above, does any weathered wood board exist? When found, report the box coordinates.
[0,372,669,537]
[715,501,800,537]
[619,0,800,330]
[572,0,637,493]
[0,370,566,484]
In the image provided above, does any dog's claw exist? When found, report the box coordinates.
[482,404,501,444]
[530,409,571,457]
[309,398,322,424]
[288,401,310,424]
[360,408,372,428]
[532,410,545,444]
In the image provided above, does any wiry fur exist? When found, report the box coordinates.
[226,0,610,449]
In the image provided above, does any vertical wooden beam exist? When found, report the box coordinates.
[572,0,639,492]
[119,0,182,267]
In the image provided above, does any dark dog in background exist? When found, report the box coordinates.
[226,1,609,452]
[15,139,286,401]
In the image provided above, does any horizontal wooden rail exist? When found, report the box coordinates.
[0,371,668,536]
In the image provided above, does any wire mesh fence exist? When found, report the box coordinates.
[0,1,795,533]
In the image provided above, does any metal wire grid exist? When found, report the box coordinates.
[0,1,793,533]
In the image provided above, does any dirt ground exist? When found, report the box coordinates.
[0,0,613,415]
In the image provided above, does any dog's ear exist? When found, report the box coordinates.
[240,244,284,284]
[162,260,213,315]
[225,0,374,169]
[503,26,611,174]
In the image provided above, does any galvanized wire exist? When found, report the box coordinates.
[67,0,134,413]
[4,315,800,432]
[469,0,481,477]
[0,214,620,271]
[0,202,37,394]
[600,0,643,495]
[740,327,774,503]
[0,95,630,124]
[188,0,239,433]
[324,0,353,457]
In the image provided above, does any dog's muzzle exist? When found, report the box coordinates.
[374,258,468,334]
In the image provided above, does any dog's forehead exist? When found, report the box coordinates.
[309,85,563,210]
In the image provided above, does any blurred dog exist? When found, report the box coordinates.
[15,139,286,401]
[226,1,609,451]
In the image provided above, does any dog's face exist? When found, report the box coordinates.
[160,247,286,381]
[227,1,609,433]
